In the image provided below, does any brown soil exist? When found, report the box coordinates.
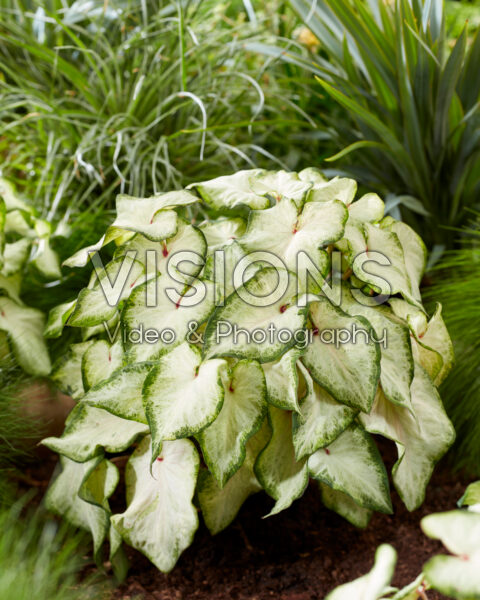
[112,466,470,600]
[23,444,470,600]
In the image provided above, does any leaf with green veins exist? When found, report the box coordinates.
[43,403,148,462]
[250,169,313,207]
[325,544,397,600]
[68,255,145,327]
[335,220,368,263]
[307,176,357,204]
[111,435,199,573]
[240,197,347,270]
[46,455,118,562]
[143,342,226,456]
[83,362,151,423]
[81,338,124,390]
[44,300,76,338]
[200,217,246,250]
[360,367,455,511]
[188,169,269,211]
[415,304,453,386]
[341,287,414,408]
[122,273,216,363]
[2,238,31,276]
[197,421,271,534]
[197,359,267,487]
[204,267,308,363]
[302,297,380,412]
[422,511,480,599]
[293,361,357,460]
[52,341,94,399]
[109,190,197,241]
[308,423,392,514]
[262,346,303,411]
[0,296,51,376]
[254,406,308,516]
[318,482,372,528]
[118,217,207,279]
[347,193,385,223]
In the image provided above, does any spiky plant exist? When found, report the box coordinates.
[0,0,313,220]
[0,497,111,600]
[425,218,480,475]
[254,0,480,248]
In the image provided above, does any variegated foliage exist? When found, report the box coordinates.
[43,169,454,572]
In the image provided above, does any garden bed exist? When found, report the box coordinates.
[112,465,467,600]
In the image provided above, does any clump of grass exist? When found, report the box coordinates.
[425,219,480,474]
[260,0,480,248]
[0,496,111,600]
[0,0,312,220]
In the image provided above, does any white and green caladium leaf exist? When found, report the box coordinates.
[0,177,30,211]
[250,169,313,208]
[188,169,269,211]
[262,346,303,412]
[43,403,148,462]
[308,423,392,514]
[293,361,357,461]
[122,273,215,363]
[298,167,327,185]
[240,196,347,271]
[46,455,119,561]
[341,288,414,409]
[360,366,455,511]
[0,296,51,376]
[68,255,144,328]
[1,238,31,276]
[118,217,207,279]
[204,267,308,363]
[459,481,480,510]
[111,435,199,573]
[352,223,423,309]
[81,338,124,390]
[254,406,308,517]
[31,236,62,280]
[381,219,426,303]
[109,190,197,241]
[325,544,397,600]
[4,209,35,237]
[197,421,271,535]
[143,342,226,458]
[199,217,246,250]
[422,511,480,600]
[318,482,372,529]
[44,300,77,338]
[389,298,444,382]
[83,362,151,423]
[204,239,262,304]
[197,359,267,487]
[302,298,380,412]
[347,193,385,223]
[52,341,93,399]
[307,176,357,204]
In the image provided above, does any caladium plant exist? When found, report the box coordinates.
[0,178,61,376]
[43,168,455,572]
